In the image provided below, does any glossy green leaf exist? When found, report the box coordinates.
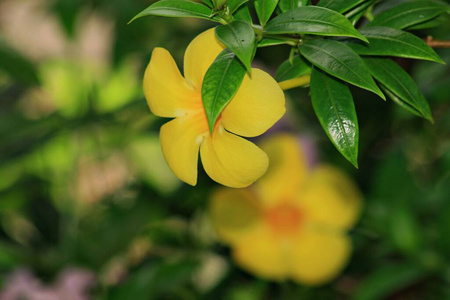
[0,39,40,86]
[233,6,253,23]
[299,39,385,99]
[228,0,248,14]
[345,27,444,64]
[380,85,423,118]
[407,14,449,30]
[364,57,432,121]
[278,0,309,13]
[369,0,449,29]
[345,0,375,26]
[275,55,311,81]
[255,0,279,26]
[317,0,367,14]
[354,263,425,300]
[310,67,359,167]
[202,49,247,132]
[215,21,256,72]
[129,0,218,23]
[264,6,368,42]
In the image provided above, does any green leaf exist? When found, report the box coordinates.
[369,0,449,29]
[317,0,367,14]
[129,0,218,23]
[228,0,248,14]
[364,57,433,121]
[345,27,444,64]
[215,21,256,72]
[255,0,279,26]
[202,49,247,132]
[257,38,289,47]
[310,67,359,167]
[354,263,425,300]
[200,0,213,8]
[380,85,423,118]
[275,55,311,82]
[233,6,253,24]
[265,6,368,42]
[0,39,40,86]
[407,14,449,30]
[278,0,309,13]
[345,0,375,26]
[299,39,385,99]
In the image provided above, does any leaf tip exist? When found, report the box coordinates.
[246,65,252,76]
[437,57,446,65]
[346,153,359,169]
[128,14,141,24]
[375,88,386,101]
[207,116,215,134]
[357,34,369,44]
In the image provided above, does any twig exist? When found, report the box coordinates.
[426,36,450,49]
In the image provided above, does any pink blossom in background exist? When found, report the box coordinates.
[0,268,94,300]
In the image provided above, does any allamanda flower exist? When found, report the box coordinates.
[143,29,285,188]
[209,134,362,285]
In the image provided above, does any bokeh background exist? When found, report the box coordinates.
[0,0,450,299]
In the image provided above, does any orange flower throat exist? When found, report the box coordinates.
[265,202,303,235]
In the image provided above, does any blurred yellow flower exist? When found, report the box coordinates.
[209,134,363,285]
[143,29,285,188]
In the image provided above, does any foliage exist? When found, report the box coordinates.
[133,0,449,166]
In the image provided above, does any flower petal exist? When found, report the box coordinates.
[289,229,351,285]
[160,113,208,186]
[232,228,288,280]
[299,165,363,230]
[144,47,199,118]
[222,69,285,137]
[255,134,308,206]
[209,188,263,245]
[200,128,268,188]
[183,28,224,90]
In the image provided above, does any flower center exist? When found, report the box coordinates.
[265,202,303,235]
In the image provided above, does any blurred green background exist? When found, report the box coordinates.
[0,0,450,299]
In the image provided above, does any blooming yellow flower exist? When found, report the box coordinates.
[143,29,285,188]
[209,134,362,285]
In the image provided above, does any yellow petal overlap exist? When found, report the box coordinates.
[221,69,286,138]
[200,127,269,188]
[144,47,199,118]
[160,113,207,186]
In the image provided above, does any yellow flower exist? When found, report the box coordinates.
[209,134,363,285]
[143,29,285,188]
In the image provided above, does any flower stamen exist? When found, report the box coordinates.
[265,202,303,236]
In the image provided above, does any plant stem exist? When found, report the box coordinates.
[426,36,450,49]
[262,33,301,46]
